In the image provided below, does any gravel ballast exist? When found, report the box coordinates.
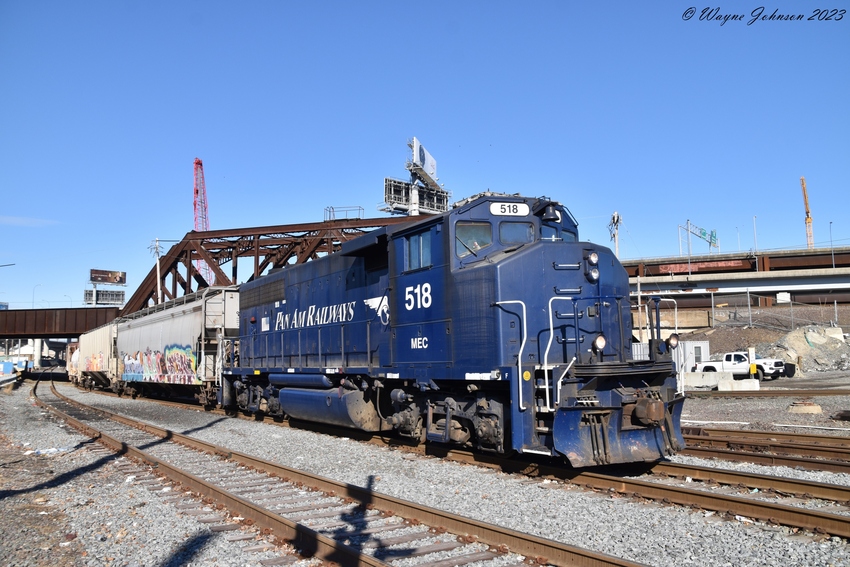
[2,379,850,567]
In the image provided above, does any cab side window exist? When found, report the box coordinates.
[455,222,492,258]
[406,230,432,271]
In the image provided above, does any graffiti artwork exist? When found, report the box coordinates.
[85,352,104,372]
[119,344,198,384]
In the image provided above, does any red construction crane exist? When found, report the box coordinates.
[193,158,214,283]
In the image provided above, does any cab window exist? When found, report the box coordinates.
[500,222,534,245]
[541,223,578,242]
[406,230,431,271]
[455,222,492,258]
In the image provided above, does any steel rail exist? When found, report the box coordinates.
[687,389,850,398]
[34,384,387,567]
[681,445,850,474]
[684,435,850,466]
[685,435,850,460]
[59,383,850,537]
[424,449,850,538]
[649,461,850,503]
[568,471,850,537]
[44,382,645,567]
[683,427,850,447]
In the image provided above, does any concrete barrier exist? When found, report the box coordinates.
[718,378,760,391]
[682,371,733,389]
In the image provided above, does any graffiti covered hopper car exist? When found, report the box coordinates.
[116,287,239,405]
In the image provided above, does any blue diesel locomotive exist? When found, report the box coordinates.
[224,193,684,467]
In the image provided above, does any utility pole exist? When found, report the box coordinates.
[149,239,163,304]
[830,221,835,268]
[608,212,621,258]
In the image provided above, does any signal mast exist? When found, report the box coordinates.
[193,158,213,284]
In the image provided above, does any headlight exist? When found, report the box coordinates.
[592,334,606,352]
[586,251,599,265]
[586,267,600,282]
[666,334,679,350]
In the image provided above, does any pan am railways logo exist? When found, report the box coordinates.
[274,300,357,331]
[272,297,390,331]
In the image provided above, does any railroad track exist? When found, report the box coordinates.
[35,380,645,567]
[681,426,850,473]
[55,381,850,540]
[683,427,850,447]
[687,389,850,398]
[427,446,850,538]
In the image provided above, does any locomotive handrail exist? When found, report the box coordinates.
[543,294,629,410]
[543,296,578,411]
[494,300,527,411]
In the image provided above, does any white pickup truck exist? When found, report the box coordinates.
[692,351,792,380]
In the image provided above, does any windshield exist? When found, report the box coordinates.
[456,221,492,258]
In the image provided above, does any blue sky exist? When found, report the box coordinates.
[1,1,847,309]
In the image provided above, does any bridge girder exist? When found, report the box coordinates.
[122,216,415,315]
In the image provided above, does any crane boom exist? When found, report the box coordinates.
[193,158,213,283]
[801,176,813,249]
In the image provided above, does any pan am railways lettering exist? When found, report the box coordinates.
[274,301,357,331]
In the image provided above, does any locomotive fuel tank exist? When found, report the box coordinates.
[269,373,382,431]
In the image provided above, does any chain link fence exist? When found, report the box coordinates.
[710,292,848,332]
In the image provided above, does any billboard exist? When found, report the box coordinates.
[84,289,125,306]
[383,178,448,214]
[90,269,126,285]
[412,137,437,181]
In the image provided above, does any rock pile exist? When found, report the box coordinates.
[768,326,850,375]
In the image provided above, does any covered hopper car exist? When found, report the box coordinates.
[73,287,239,407]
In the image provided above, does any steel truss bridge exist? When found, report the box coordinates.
[1,216,414,339]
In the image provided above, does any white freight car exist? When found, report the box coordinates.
[116,286,239,405]
[77,321,118,389]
